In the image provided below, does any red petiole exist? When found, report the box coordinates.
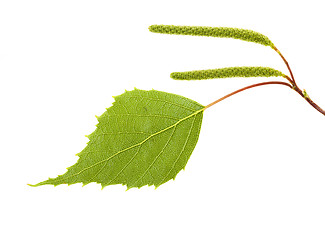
[205,46,325,116]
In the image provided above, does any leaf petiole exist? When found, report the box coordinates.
[204,81,292,110]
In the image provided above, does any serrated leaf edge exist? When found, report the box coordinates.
[30,105,204,189]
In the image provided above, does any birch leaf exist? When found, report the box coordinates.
[30,89,204,189]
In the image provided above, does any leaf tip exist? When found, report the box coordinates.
[27,182,43,187]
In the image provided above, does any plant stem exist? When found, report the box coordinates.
[204,81,292,110]
[272,46,325,116]
[272,46,296,85]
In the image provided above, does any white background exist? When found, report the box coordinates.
[1,0,324,239]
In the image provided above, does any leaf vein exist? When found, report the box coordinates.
[87,158,108,183]
[158,114,197,186]
[93,131,151,136]
[122,96,198,112]
[132,125,177,186]
[105,145,142,186]
[108,114,180,121]
[49,108,204,184]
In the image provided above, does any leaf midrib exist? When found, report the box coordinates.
[47,108,204,185]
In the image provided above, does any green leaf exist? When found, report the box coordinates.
[30,89,204,189]
[171,67,286,80]
[149,24,274,47]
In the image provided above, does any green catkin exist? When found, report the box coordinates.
[170,67,286,80]
[149,25,274,47]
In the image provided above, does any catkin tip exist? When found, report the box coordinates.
[148,25,156,32]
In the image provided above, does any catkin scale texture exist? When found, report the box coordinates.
[171,67,286,80]
[149,25,274,47]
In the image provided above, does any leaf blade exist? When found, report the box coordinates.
[31,89,204,189]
